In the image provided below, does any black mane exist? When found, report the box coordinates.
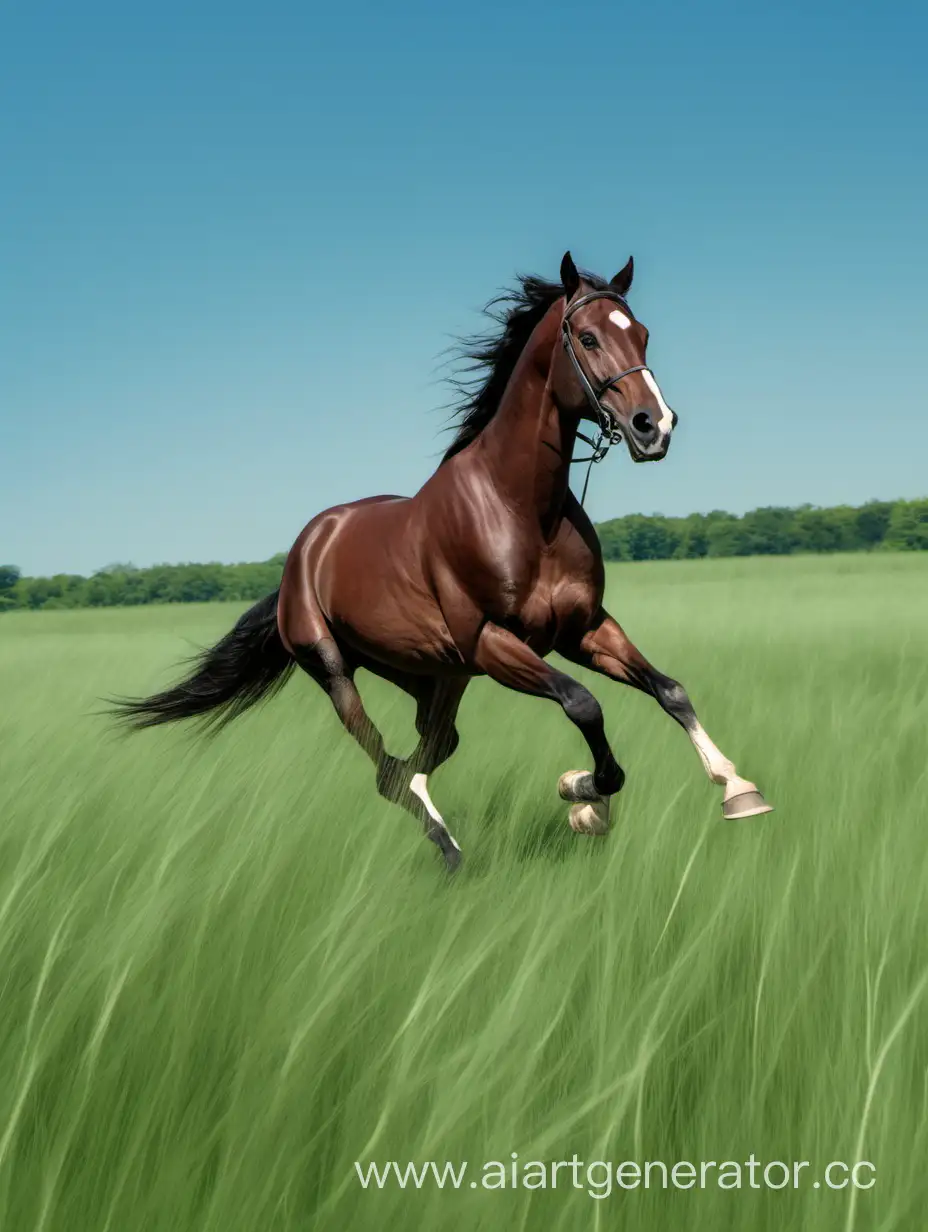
[441,268,607,462]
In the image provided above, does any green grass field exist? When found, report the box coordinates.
[1,553,926,1231]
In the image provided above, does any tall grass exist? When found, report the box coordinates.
[0,553,926,1230]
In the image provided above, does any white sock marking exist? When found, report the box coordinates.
[410,773,460,850]
[642,369,675,434]
[689,723,756,799]
[608,308,632,330]
[689,723,736,784]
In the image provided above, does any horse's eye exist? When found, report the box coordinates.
[579,332,598,350]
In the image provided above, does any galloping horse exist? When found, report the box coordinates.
[112,252,772,869]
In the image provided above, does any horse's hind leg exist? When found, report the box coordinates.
[403,675,469,863]
[369,672,469,871]
[291,636,464,869]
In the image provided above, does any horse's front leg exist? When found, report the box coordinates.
[557,609,773,821]
[474,621,624,834]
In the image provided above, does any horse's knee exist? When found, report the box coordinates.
[559,681,603,730]
[655,677,696,728]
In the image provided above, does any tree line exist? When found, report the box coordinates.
[597,497,927,563]
[1,498,925,612]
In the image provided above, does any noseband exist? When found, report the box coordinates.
[561,290,652,470]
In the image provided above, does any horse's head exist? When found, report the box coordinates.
[553,251,677,463]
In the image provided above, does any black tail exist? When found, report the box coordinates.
[108,590,295,733]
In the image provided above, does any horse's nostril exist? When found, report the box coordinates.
[631,411,654,436]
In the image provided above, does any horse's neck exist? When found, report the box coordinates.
[480,309,578,538]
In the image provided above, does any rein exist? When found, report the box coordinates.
[560,289,650,506]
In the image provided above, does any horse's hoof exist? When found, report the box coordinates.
[722,789,774,820]
[558,770,601,803]
[568,799,611,836]
[428,825,462,871]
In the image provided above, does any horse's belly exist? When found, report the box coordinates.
[333,597,468,674]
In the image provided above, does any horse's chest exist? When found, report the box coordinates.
[517,572,597,652]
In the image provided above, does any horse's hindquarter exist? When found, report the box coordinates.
[281,495,468,674]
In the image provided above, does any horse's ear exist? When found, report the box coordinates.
[560,251,581,300]
[610,256,634,296]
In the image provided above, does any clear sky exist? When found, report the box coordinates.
[2,0,925,576]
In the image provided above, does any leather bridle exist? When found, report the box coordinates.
[561,289,653,468]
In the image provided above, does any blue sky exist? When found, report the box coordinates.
[2,0,925,576]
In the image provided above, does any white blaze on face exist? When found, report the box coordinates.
[642,369,675,434]
[608,308,632,330]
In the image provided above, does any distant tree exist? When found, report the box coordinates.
[706,516,750,557]
[596,514,681,561]
[0,565,20,610]
[883,500,928,551]
[625,514,680,560]
[739,506,800,555]
[856,500,896,548]
[793,505,860,553]
[597,520,628,561]
[672,514,712,559]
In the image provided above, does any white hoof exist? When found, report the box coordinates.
[721,776,774,821]
[558,770,598,803]
[568,799,611,836]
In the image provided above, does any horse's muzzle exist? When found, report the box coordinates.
[624,407,677,462]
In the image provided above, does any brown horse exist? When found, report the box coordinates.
[112,252,772,870]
